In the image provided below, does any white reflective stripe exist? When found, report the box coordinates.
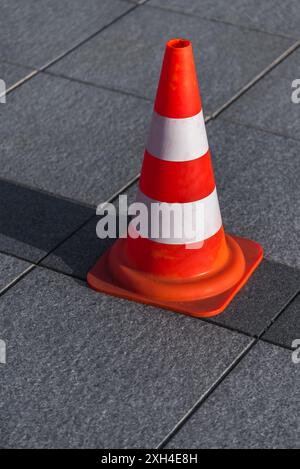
[146,110,209,162]
[128,188,222,245]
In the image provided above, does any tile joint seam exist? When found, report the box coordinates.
[145,3,300,42]
[0,174,141,297]
[156,339,256,449]
[1,243,298,356]
[157,285,300,449]
[209,40,300,120]
[3,2,144,98]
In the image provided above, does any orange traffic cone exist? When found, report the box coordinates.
[88,38,263,317]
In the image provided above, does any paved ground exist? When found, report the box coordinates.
[0,0,299,449]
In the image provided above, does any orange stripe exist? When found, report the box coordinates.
[140,149,216,203]
[126,226,226,278]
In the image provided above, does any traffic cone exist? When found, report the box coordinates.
[87,38,263,317]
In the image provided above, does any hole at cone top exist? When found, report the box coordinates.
[168,38,191,49]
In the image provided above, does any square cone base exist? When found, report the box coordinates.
[87,235,263,318]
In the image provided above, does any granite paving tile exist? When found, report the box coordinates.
[49,5,293,115]
[0,0,131,69]
[263,292,300,350]
[149,0,300,39]
[0,179,93,263]
[222,48,300,141]
[0,73,151,206]
[166,341,300,448]
[0,267,251,448]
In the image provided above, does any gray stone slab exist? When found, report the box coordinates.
[0,252,31,292]
[49,5,293,115]
[149,0,300,39]
[0,179,93,263]
[0,0,131,68]
[167,341,300,448]
[0,73,151,205]
[206,119,300,270]
[263,293,300,350]
[222,48,300,141]
[0,62,33,90]
[0,267,251,448]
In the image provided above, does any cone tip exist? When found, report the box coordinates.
[166,38,191,50]
[155,37,201,118]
